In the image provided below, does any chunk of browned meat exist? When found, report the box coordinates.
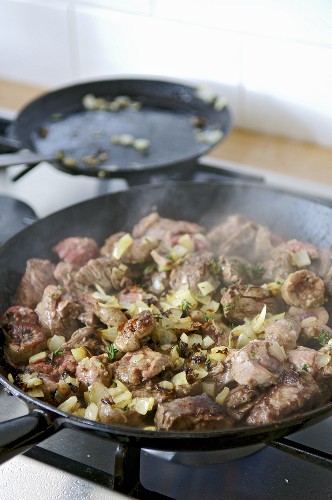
[207,214,274,262]
[98,399,128,425]
[231,340,284,388]
[287,346,322,377]
[169,252,219,293]
[115,310,156,352]
[14,258,56,309]
[286,306,329,325]
[219,256,252,286]
[75,257,133,292]
[246,370,322,425]
[0,305,39,329]
[94,303,127,328]
[53,236,100,266]
[101,232,158,264]
[220,285,280,323]
[264,318,301,352]
[225,385,261,422]
[323,266,332,297]
[0,305,47,366]
[300,322,332,345]
[76,293,102,327]
[54,261,87,298]
[35,285,81,339]
[132,212,204,244]
[131,380,175,406]
[117,286,159,308]
[262,249,295,282]
[154,394,231,431]
[202,320,230,346]
[62,326,106,355]
[75,353,113,387]
[26,351,77,379]
[281,270,325,309]
[114,347,172,385]
[262,240,319,283]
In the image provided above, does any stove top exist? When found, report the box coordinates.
[1,112,332,499]
[0,387,331,500]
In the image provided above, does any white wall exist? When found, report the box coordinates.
[1,0,332,147]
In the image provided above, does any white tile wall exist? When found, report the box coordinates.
[0,0,73,87]
[1,0,332,148]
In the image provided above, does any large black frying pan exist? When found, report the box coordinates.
[0,78,232,180]
[0,182,332,467]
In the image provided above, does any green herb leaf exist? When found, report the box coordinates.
[318,330,330,346]
[181,299,192,313]
[106,344,118,361]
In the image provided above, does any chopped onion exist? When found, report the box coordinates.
[202,380,216,397]
[133,138,150,151]
[188,333,203,348]
[202,335,215,348]
[27,389,45,398]
[155,327,177,345]
[214,95,228,111]
[195,129,224,145]
[251,305,267,333]
[316,352,331,369]
[47,335,65,352]
[112,392,132,408]
[268,341,287,362]
[21,373,43,388]
[71,347,89,362]
[131,397,154,415]
[158,381,174,390]
[171,345,180,363]
[264,281,283,296]
[197,281,216,297]
[201,300,220,314]
[178,234,195,252]
[109,379,132,408]
[87,382,109,405]
[85,402,99,421]
[58,396,79,413]
[291,249,311,268]
[166,286,198,310]
[112,233,133,260]
[193,367,209,379]
[100,326,118,342]
[171,371,188,386]
[208,346,229,362]
[180,333,189,344]
[28,351,47,364]
[215,387,230,405]
[169,244,188,261]
[195,86,216,104]
[151,275,165,292]
[65,376,79,387]
[301,316,318,327]
[230,323,256,349]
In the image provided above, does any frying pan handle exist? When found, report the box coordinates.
[0,410,56,464]
[0,135,22,151]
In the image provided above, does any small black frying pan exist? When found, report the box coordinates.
[0,181,331,467]
[0,79,232,179]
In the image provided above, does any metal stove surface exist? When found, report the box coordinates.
[1,133,332,499]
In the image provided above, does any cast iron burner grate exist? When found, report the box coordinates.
[21,417,332,499]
